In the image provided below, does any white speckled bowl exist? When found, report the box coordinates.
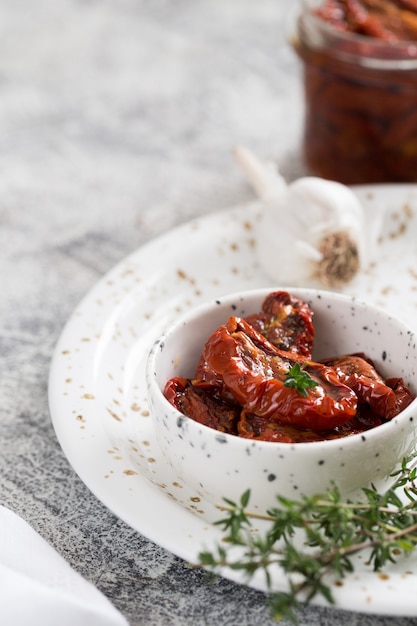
[146,288,417,513]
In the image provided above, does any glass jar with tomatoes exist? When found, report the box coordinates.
[292,0,417,184]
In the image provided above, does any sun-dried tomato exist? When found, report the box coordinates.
[295,0,417,184]
[163,292,415,443]
[245,290,315,358]
[194,315,357,431]
[164,376,240,434]
[320,353,397,416]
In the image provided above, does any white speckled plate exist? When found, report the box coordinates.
[49,184,417,616]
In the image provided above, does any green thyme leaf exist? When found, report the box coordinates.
[198,453,417,624]
[283,362,319,396]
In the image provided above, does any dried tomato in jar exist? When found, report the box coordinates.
[292,0,417,184]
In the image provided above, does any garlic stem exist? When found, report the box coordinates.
[233,145,286,202]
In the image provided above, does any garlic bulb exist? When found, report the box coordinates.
[235,146,370,289]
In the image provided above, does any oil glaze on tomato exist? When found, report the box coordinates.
[164,292,415,443]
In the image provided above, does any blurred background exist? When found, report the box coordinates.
[4,2,415,625]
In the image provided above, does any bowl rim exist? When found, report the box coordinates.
[146,286,417,451]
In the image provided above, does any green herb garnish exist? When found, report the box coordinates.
[284,362,319,396]
[199,454,417,623]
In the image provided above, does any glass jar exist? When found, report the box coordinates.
[292,0,417,184]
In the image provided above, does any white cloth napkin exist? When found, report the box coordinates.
[0,505,129,626]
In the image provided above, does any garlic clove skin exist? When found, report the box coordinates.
[256,198,316,287]
[286,176,367,266]
[234,145,371,289]
[257,177,366,288]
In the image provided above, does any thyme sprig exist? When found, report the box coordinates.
[199,454,417,623]
[283,362,319,397]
